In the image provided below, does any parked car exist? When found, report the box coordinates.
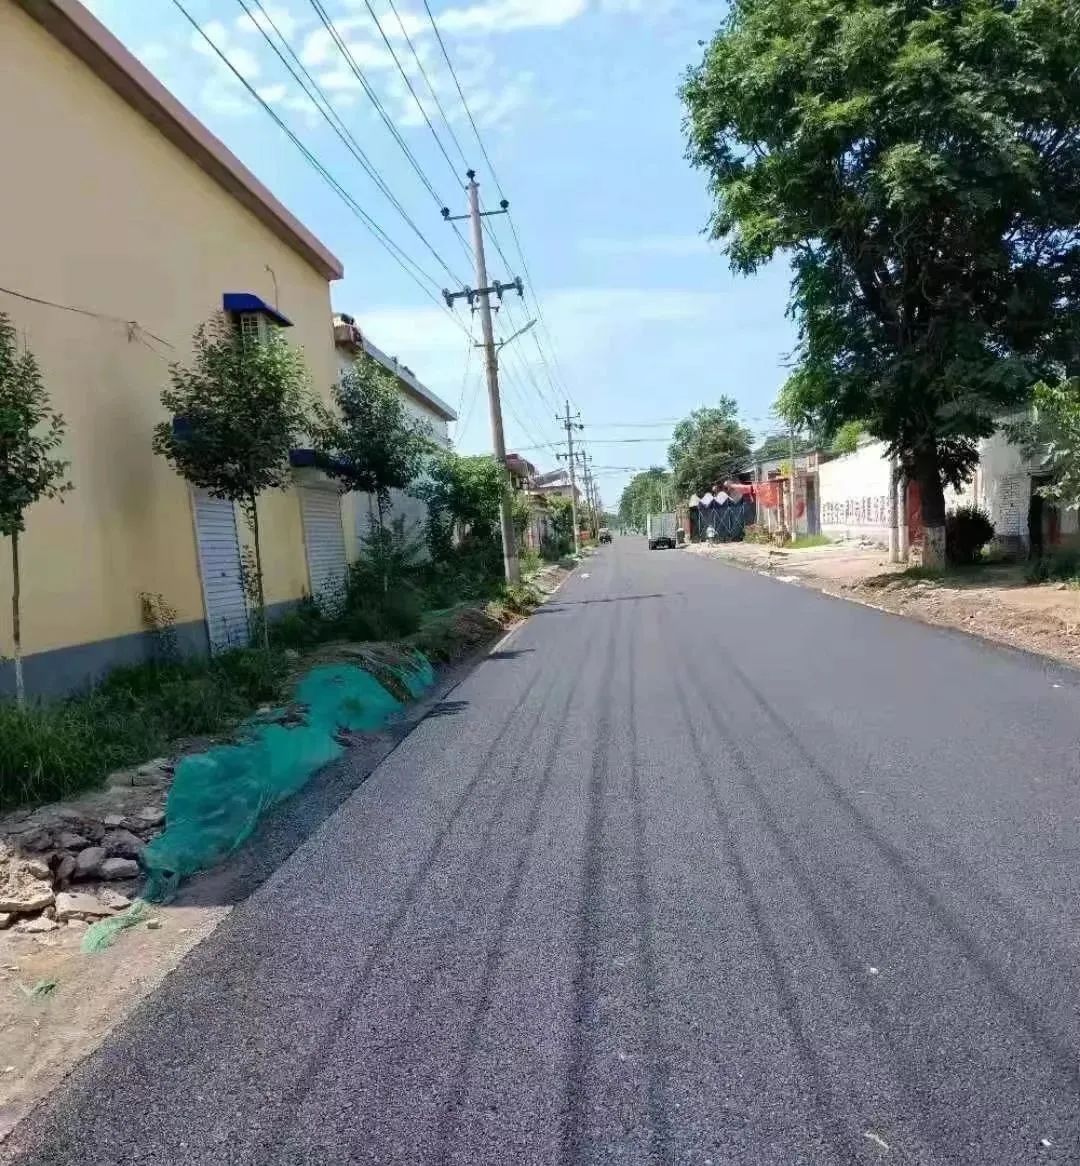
[598,528,612,544]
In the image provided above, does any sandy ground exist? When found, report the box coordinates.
[0,903,227,1143]
[688,540,1080,667]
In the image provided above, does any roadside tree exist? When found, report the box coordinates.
[153,315,312,649]
[0,313,71,704]
[683,0,1080,565]
[668,400,752,497]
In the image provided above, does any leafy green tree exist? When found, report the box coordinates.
[0,314,71,704]
[314,353,431,529]
[153,315,312,648]
[618,467,674,530]
[1009,379,1080,510]
[683,0,1080,565]
[417,453,505,559]
[668,399,753,497]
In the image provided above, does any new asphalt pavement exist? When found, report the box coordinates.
[7,536,1080,1164]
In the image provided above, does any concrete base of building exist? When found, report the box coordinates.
[0,599,301,700]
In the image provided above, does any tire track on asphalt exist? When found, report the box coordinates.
[669,600,1010,1160]
[246,604,590,1162]
[664,640,863,1165]
[428,602,609,1164]
[722,651,1080,1101]
[626,605,674,1163]
[559,592,621,1165]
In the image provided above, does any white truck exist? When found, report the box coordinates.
[647,512,678,550]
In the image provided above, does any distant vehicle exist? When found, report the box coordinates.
[598,527,612,544]
[647,512,677,550]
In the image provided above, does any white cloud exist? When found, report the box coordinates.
[437,0,588,35]
[234,4,302,41]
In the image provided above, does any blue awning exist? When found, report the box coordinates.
[222,292,292,328]
[289,448,351,476]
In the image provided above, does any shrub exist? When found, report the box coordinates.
[945,506,995,565]
[743,524,772,544]
[270,597,329,652]
[1025,548,1080,584]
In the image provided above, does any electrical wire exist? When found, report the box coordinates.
[306,0,449,208]
[0,285,173,351]
[238,0,466,287]
[360,0,460,183]
[172,0,470,336]
[422,0,580,414]
[386,0,470,169]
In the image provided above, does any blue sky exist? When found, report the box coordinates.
[84,0,796,504]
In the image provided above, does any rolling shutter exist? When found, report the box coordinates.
[193,489,249,651]
[300,488,347,607]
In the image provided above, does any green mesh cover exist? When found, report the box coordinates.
[141,654,434,902]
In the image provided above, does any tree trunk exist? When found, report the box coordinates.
[915,447,947,569]
[11,529,24,706]
[376,493,388,593]
[249,495,269,651]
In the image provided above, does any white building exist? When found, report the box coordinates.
[817,428,1079,553]
[333,314,457,548]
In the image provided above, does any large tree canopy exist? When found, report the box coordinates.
[668,399,753,496]
[618,467,674,530]
[683,0,1080,563]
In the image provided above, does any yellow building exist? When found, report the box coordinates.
[0,0,346,695]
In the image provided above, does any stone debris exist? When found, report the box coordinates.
[73,847,106,878]
[99,858,139,881]
[0,870,55,915]
[54,892,114,922]
[98,889,131,911]
[12,916,60,934]
[102,829,144,859]
[0,759,176,934]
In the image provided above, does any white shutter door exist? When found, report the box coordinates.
[193,490,249,651]
[301,488,347,606]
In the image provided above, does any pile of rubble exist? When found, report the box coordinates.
[0,758,173,936]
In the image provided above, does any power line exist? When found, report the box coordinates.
[306,0,449,209]
[421,0,579,414]
[174,0,474,340]
[237,0,466,287]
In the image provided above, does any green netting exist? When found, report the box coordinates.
[140,653,434,902]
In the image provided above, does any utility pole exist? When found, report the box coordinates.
[442,170,523,584]
[787,424,799,538]
[557,401,583,554]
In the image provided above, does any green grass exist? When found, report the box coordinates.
[0,648,290,813]
[1,538,530,814]
[787,534,832,549]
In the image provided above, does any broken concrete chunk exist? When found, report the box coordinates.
[12,916,59,934]
[54,855,76,885]
[54,892,113,921]
[22,857,51,880]
[57,832,90,851]
[0,913,12,929]
[102,829,144,859]
[73,847,106,878]
[99,858,139,881]
[0,877,54,915]
[97,889,131,911]
[102,814,125,829]
[135,807,165,827]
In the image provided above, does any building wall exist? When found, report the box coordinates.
[0,3,338,692]
[817,442,896,544]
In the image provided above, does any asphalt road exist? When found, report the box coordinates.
[8,537,1080,1164]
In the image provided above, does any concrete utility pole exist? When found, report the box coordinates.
[888,456,900,563]
[441,170,523,584]
[557,401,583,553]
